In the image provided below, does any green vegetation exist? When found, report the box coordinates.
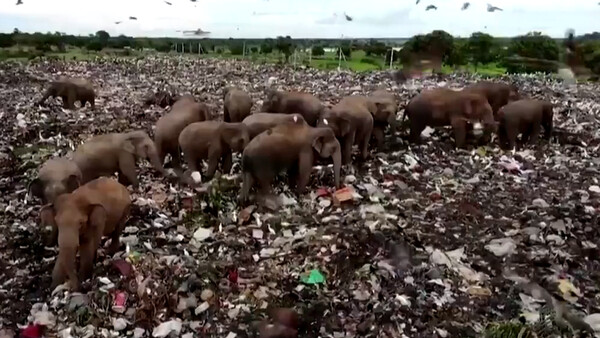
[1,28,599,77]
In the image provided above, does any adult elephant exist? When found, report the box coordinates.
[463,81,520,118]
[260,89,325,126]
[403,88,496,148]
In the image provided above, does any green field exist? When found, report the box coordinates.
[0,46,507,76]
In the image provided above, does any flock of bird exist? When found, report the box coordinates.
[419,1,503,12]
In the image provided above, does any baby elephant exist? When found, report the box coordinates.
[179,121,250,182]
[38,77,96,110]
[28,158,82,204]
[240,122,341,204]
[154,96,210,174]
[318,97,374,165]
[224,87,253,122]
[497,99,553,150]
[242,113,306,139]
[73,130,166,188]
[40,177,131,291]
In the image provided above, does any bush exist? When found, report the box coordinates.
[260,44,273,54]
[86,40,103,51]
[503,32,560,73]
[230,44,244,55]
[250,47,258,54]
[311,46,325,56]
[360,57,383,69]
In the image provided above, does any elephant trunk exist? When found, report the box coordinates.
[331,143,341,189]
[148,148,167,176]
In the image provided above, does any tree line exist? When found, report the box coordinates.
[1,28,599,74]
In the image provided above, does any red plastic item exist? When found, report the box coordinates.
[228,269,238,284]
[112,259,132,277]
[316,188,330,198]
[112,291,127,313]
[20,324,43,338]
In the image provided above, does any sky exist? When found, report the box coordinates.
[0,0,599,39]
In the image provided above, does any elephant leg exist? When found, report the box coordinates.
[183,151,199,173]
[107,204,130,255]
[296,150,314,194]
[224,106,231,123]
[528,123,542,145]
[409,122,425,144]
[46,224,58,247]
[169,148,183,173]
[360,125,373,161]
[78,239,98,284]
[205,147,221,179]
[118,152,139,188]
[372,126,385,149]
[505,124,519,150]
[450,118,467,149]
[221,150,233,174]
[342,132,355,165]
[240,171,255,204]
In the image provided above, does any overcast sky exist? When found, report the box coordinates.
[0,0,598,39]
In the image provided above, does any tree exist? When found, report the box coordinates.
[275,35,295,62]
[250,47,258,54]
[364,39,387,57]
[504,32,560,73]
[95,30,110,48]
[311,45,325,56]
[466,32,496,68]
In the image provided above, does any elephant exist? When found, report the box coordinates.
[240,122,341,204]
[39,177,131,291]
[242,113,306,139]
[369,89,399,147]
[178,121,250,183]
[73,130,166,188]
[143,90,181,108]
[403,88,496,148]
[463,81,520,118]
[496,99,554,150]
[317,97,374,164]
[38,77,96,110]
[154,97,210,174]
[261,89,325,126]
[224,87,253,122]
[28,158,82,205]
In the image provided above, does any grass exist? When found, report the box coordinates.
[0,45,507,76]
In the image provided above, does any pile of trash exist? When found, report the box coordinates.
[0,56,600,337]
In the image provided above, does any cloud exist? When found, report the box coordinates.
[0,0,599,38]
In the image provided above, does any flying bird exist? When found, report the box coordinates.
[129,16,138,20]
[416,0,421,4]
[16,0,23,5]
[344,12,353,21]
[487,4,502,12]
[115,21,122,24]
[425,4,437,10]
[461,2,470,10]
[164,1,172,4]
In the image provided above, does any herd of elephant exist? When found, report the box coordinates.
[30,77,554,290]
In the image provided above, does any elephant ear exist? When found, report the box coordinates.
[65,175,80,192]
[338,117,352,136]
[122,140,136,154]
[88,204,107,232]
[40,204,56,227]
[311,135,325,154]
[28,178,45,200]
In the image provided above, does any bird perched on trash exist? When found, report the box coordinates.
[461,2,470,10]
[426,4,437,11]
[344,12,353,21]
[487,3,502,12]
